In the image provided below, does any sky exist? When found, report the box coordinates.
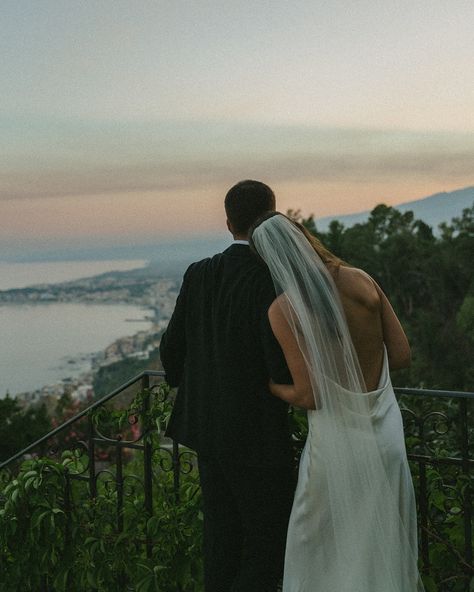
[1,1,473,259]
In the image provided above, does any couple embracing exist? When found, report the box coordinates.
[160,180,424,592]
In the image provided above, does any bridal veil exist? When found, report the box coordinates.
[251,214,424,591]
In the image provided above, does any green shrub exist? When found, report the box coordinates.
[0,384,203,592]
[1,390,472,590]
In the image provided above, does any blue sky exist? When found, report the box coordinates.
[1,1,473,258]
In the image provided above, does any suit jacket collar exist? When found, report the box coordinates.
[223,243,252,257]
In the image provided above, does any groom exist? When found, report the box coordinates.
[160,180,295,592]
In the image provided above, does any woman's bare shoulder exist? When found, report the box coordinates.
[335,266,380,310]
[268,294,291,319]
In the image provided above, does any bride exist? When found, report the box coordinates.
[249,212,424,592]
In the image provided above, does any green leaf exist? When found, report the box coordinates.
[86,569,97,588]
[32,510,50,529]
[53,568,70,591]
[136,574,154,592]
[147,515,161,537]
[3,483,14,496]
[24,476,36,491]
[421,574,437,592]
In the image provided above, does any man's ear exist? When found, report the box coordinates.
[226,219,233,235]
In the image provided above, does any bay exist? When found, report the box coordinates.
[0,302,153,397]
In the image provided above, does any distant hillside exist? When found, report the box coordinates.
[4,236,230,274]
[315,186,474,232]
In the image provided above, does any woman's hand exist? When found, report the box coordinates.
[269,378,278,396]
[269,379,316,410]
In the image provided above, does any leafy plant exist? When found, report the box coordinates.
[0,383,202,592]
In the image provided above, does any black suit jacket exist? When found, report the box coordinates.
[160,244,293,466]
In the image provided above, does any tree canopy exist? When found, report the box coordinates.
[294,203,474,391]
[0,397,50,462]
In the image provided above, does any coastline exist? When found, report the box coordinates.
[14,319,163,411]
[1,264,179,405]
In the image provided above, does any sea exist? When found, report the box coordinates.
[0,259,152,397]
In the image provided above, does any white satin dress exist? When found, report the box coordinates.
[282,346,422,592]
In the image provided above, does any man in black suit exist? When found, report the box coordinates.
[160,180,295,592]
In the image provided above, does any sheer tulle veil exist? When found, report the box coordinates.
[250,213,424,591]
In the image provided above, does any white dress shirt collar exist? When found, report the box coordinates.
[233,239,249,245]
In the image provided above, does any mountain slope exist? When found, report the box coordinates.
[315,186,474,232]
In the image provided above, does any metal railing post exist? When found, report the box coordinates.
[460,398,473,567]
[88,414,97,499]
[141,374,154,559]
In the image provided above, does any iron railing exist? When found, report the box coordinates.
[396,386,473,587]
[0,374,473,591]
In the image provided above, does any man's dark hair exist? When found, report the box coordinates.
[224,180,276,235]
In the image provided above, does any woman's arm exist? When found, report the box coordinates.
[371,279,411,370]
[267,299,316,410]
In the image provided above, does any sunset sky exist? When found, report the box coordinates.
[1,1,473,259]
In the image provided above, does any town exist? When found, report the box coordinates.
[3,266,180,411]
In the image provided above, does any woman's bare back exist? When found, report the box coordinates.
[330,264,410,391]
[269,264,411,406]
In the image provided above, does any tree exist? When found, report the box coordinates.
[0,397,51,462]
[290,202,474,390]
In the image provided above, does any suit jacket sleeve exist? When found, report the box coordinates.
[159,264,193,387]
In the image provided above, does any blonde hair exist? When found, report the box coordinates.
[290,219,344,268]
[250,211,345,270]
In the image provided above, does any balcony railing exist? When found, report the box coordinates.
[0,373,472,591]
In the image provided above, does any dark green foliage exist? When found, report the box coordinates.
[1,388,472,590]
[0,397,51,462]
[292,203,474,390]
[0,385,202,592]
[93,347,162,399]
[0,454,202,592]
